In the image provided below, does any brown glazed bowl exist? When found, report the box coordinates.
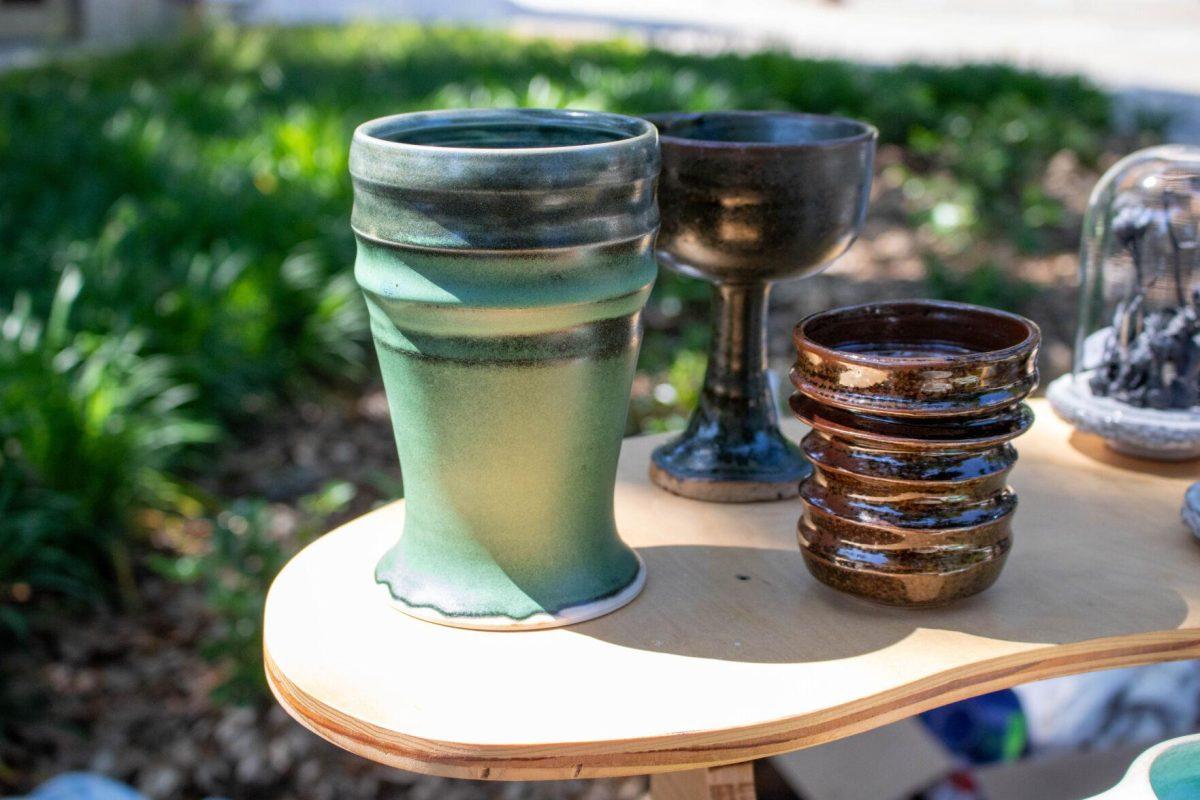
[790,300,1041,607]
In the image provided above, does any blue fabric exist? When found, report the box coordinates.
[920,661,1200,770]
[19,774,145,800]
[919,689,1027,765]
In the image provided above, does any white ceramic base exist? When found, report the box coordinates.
[1109,440,1200,461]
[380,553,647,631]
[1047,373,1200,462]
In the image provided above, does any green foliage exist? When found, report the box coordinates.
[151,482,355,704]
[0,461,92,640]
[0,28,1117,379]
[924,256,1038,312]
[150,501,288,705]
[0,26,1121,402]
[0,271,214,632]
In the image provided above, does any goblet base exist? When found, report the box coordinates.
[649,430,810,503]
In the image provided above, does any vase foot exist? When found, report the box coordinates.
[380,554,646,631]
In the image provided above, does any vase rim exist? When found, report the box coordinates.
[354,107,656,156]
[793,299,1041,368]
[349,108,659,249]
[644,110,877,150]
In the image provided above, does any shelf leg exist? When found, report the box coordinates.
[649,761,757,800]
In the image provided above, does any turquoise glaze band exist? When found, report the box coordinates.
[350,109,658,629]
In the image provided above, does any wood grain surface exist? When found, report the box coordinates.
[650,762,756,800]
[264,400,1200,780]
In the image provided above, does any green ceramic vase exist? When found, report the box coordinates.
[350,109,659,630]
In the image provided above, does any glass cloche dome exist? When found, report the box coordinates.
[1049,145,1200,460]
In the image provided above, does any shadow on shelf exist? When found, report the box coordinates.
[1068,431,1200,477]
[571,540,1190,664]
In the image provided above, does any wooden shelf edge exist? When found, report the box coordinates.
[265,629,1200,781]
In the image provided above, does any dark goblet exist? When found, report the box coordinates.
[646,111,876,502]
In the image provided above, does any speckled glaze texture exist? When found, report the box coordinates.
[790,301,1041,606]
[351,109,658,629]
[646,112,877,503]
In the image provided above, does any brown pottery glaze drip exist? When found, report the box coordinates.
[790,301,1041,606]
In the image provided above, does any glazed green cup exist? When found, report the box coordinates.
[350,109,659,630]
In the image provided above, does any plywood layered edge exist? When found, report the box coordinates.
[266,629,1200,780]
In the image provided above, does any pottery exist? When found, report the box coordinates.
[1048,373,1200,462]
[1046,323,1200,460]
[646,111,877,503]
[1087,733,1200,799]
[1052,145,1200,463]
[350,109,658,630]
[790,300,1040,606]
[1182,482,1200,540]
[1049,328,1200,461]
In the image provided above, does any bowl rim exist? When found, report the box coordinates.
[793,299,1041,368]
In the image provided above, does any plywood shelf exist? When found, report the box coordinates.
[264,400,1200,781]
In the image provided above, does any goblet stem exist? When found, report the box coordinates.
[700,281,776,433]
[648,278,809,502]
